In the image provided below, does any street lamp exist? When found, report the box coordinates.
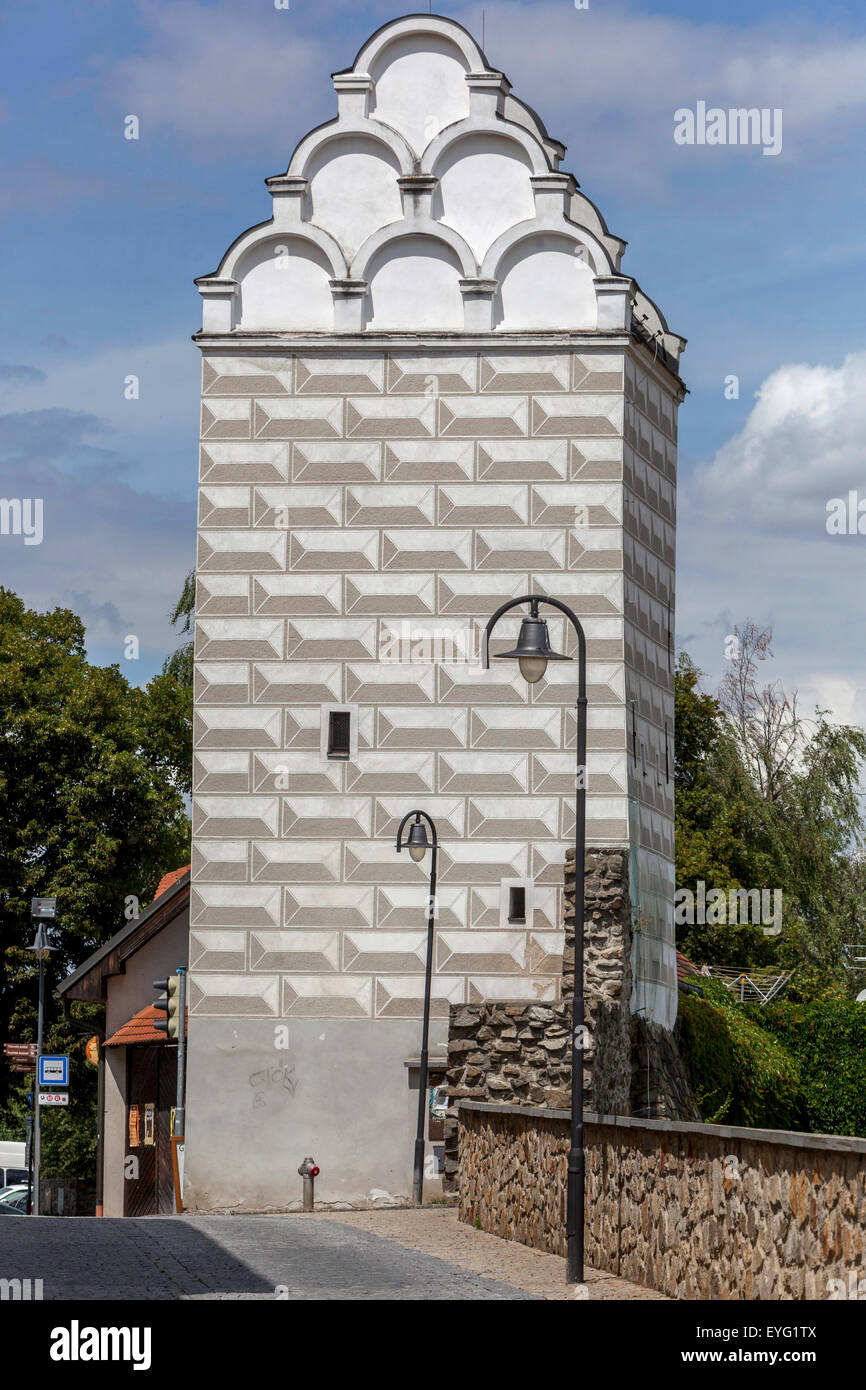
[28,899,58,1218]
[395,810,438,1206]
[482,593,588,1286]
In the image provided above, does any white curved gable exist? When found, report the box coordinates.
[196,14,679,357]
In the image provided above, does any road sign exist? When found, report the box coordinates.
[38,1092,68,1107]
[4,1043,37,1060]
[31,898,56,919]
[38,1055,69,1087]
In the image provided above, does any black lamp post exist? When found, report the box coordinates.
[395,809,439,1207]
[28,899,58,1219]
[482,594,587,1285]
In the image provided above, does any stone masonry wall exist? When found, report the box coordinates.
[442,845,698,1189]
[442,847,635,1190]
[459,1101,866,1299]
[630,1016,701,1122]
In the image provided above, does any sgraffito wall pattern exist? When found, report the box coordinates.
[190,345,679,1026]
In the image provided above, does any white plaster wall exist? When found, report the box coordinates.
[366,238,465,330]
[497,238,598,330]
[236,240,333,331]
[308,136,402,257]
[102,1048,126,1217]
[370,34,470,153]
[436,134,535,262]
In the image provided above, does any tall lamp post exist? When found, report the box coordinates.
[395,810,438,1207]
[28,898,58,1218]
[482,594,587,1285]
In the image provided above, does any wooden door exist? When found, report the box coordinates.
[124,1046,178,1216]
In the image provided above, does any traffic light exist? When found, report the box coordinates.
[153,975,182,1039]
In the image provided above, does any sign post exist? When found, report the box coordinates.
[38,1055,69,1087]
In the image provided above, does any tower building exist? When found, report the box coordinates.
[186,13,686,1207]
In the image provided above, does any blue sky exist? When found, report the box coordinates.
[2,0,866,724]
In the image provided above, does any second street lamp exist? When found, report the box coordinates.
[482,593,588,1286]
[395,810,438,1206]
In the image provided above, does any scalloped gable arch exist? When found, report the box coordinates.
[234,236,335,331]
[365,233,466,331]
[482,219,612,281]
[424,119,550,177]
[305,134,404,257]
[432,131,538,265]
[220,223,347,283]
[494,232,599,330]
[195,10,679,348]
[369,32,472,155]
[352,220,477,282]
[287,119,415,181]
[345,14,488,77]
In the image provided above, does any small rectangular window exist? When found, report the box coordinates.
[327,710,351,759]
[508,886,526,924]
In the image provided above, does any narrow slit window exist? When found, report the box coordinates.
[508,886,526,924]
[327,710,351,759]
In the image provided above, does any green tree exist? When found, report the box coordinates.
[674,653,775,964]
[0,589,191,1162]
[674,631,866,986]
[139,568,195,798]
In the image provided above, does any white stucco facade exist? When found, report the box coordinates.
[185,14,685,1209]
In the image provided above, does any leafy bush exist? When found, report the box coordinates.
[677,992,734,1121]
[749,997,866,1137]
[678,979,808,1131]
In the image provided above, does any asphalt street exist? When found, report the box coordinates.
[0,1212,536,1300]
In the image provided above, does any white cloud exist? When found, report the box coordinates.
[677,351,866,726]
[0,337,200,490]
[687,351,866,530]
[0,337,200,675]
[88,1,866,194]
[108,0,332,148]
[453,2,866,194]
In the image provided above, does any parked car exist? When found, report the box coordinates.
[0,1184,29,1214]
[1,1169,29,1186]
[0,1141,27,1188]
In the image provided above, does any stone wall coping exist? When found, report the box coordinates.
[457,1100,866,1157]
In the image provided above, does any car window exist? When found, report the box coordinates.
[4,1169,28,1185]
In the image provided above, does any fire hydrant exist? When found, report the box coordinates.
[298,1156,320,1211]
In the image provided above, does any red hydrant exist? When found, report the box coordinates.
[298,1156,320,1211]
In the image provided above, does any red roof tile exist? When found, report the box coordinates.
[676,948,701,983]
[153,865,190,902]
[104,1005,188,1048]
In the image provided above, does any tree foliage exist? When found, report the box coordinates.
[0,589,191,1165]
[674,629,866,987]
[679,980,808,1131]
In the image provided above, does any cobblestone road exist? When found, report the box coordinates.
[0,1208,665,1300]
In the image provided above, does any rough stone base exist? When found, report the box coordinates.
[630,1015,701,1122]
[458,1101,866,1299]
